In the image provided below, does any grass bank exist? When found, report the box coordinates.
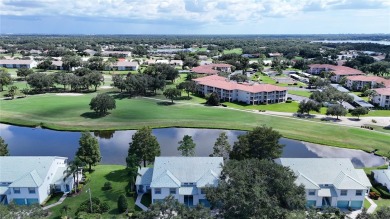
[49,165,134,218]
[1,93,390,155]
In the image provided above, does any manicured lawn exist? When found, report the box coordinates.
[288,90,312,98]
[43,192,64,206]
[364,110,390,117]
[196,48,207,52]
[374,198,390,210]
[257,75,277,84]
[364,199,371,209]
[49,165,135,218]
[223,48,243,55]
[351,92,369,101]
[223,101,327,114]
[1,93,390,155]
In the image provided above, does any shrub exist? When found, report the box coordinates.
[369,191,380,200]
[117,194,128,213]
[102,182,112,191]
[372,119,377,123]
[76,197,110,214]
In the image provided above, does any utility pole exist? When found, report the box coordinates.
[86,188,92,213]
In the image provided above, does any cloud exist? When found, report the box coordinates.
[1,0,388,26]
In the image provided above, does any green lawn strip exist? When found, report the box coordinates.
[374,198,390,210]
[49,165,134,218]
[43,192,64,206]
[223,101,327,114]
[364,199,371,209]
[364,110,390,117]
[287,90,312,98]
[223,48,243,55]
[1,94,390,155]
[351,92,369,102]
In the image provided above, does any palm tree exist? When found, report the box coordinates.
[63,158,84,192]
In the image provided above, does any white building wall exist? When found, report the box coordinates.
[373,170,390,191]
[372,94,390,107]
[151,188,180,203]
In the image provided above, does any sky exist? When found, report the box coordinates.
[0,0,389,34]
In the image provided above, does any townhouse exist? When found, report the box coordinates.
[371,88,390,108]
[191,64,233,75]
[345,75,390,91]
[0,60,37,69]
[307,64,365,83]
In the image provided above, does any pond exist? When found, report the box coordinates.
[0,124,385,168]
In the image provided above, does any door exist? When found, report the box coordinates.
[26,199,39,205]
[337,201,349,209]
[350,201,363,209]
[184,195,193,206]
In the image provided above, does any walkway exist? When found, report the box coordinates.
[366,196,377,214]
[135,193,148,211]
[42,193,68,210]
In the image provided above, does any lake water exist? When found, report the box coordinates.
[0,124,385,168]
[311,40,390,45]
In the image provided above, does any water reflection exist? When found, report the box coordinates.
[0,124,385,168]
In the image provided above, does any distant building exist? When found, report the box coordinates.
[191,63,232,75]
[136,157,223,207]
[108,61,139,71]
[307,64,365,83]
[50,60,64,70]
[101,51,131,57]
[371,88,390,108]
[0,60,37,69]
[83,49,97,56]
[169,60,183,66]
[346,75,390,91]
[193,75,287,104]
[268,53,283,57]
[275,158,371,210]
[372,166,390,191]
[155,60,170,65]
[0,156,80,205]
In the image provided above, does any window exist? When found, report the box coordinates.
[13,188,20,194]
[170,188,176,195]
[200,188,206,194]
[154,188,161,194]
[356,190,363,196]
[308,190,315,196]
[341,190,348,196]
[28,188,36,194]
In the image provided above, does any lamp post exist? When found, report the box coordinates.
[86,188,92,213]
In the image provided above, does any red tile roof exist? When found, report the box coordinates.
[373,88,390,96]
[309,64,364,76]
[194,75,287,93]
[191,63,233,75]
[347,76,390,88]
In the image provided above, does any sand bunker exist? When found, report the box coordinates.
[100,86,113,89]
[56,93,84,96]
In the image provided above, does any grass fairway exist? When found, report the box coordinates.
[288,90,313,98]
[49,165,134,218]
[223,48,243,55]
[1,93,390,155]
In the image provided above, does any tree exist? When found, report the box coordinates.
[230,74,248,82]
[126,153,140,192]
[137,195,211,219]
[86,71,104,91]
[229,125,283,160]
[0,137,10,156]
[177,135,196,157]
[76,132,101,172]
[26,73,54,92]
[375,206,390,219]
[111,74,126,92]
[0,69,12,92]
[55,72,72,91]
[7,85,18,100]
[206,92,220,106]
[177,81,196,98]
[62,55,82,71]
[351,107,368,120]
[89,93,116,116]
[37,59,53,70]
[16,68,34,80]
[205,159,306,219]
[117,194,128,213]
[212,132,231,160]
[63,157,84,192]
[163,88,181,103]
[326,104,347,120]
[297,100,321,115]
[128,127,160,167]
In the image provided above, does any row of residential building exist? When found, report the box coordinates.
[0,155,379,211]
[135,157,372,210]
[193,75,288,104]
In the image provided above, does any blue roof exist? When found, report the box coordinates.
[148,157,223,188]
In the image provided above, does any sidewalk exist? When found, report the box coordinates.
[42,193,68,210]
[135,193,148,211]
